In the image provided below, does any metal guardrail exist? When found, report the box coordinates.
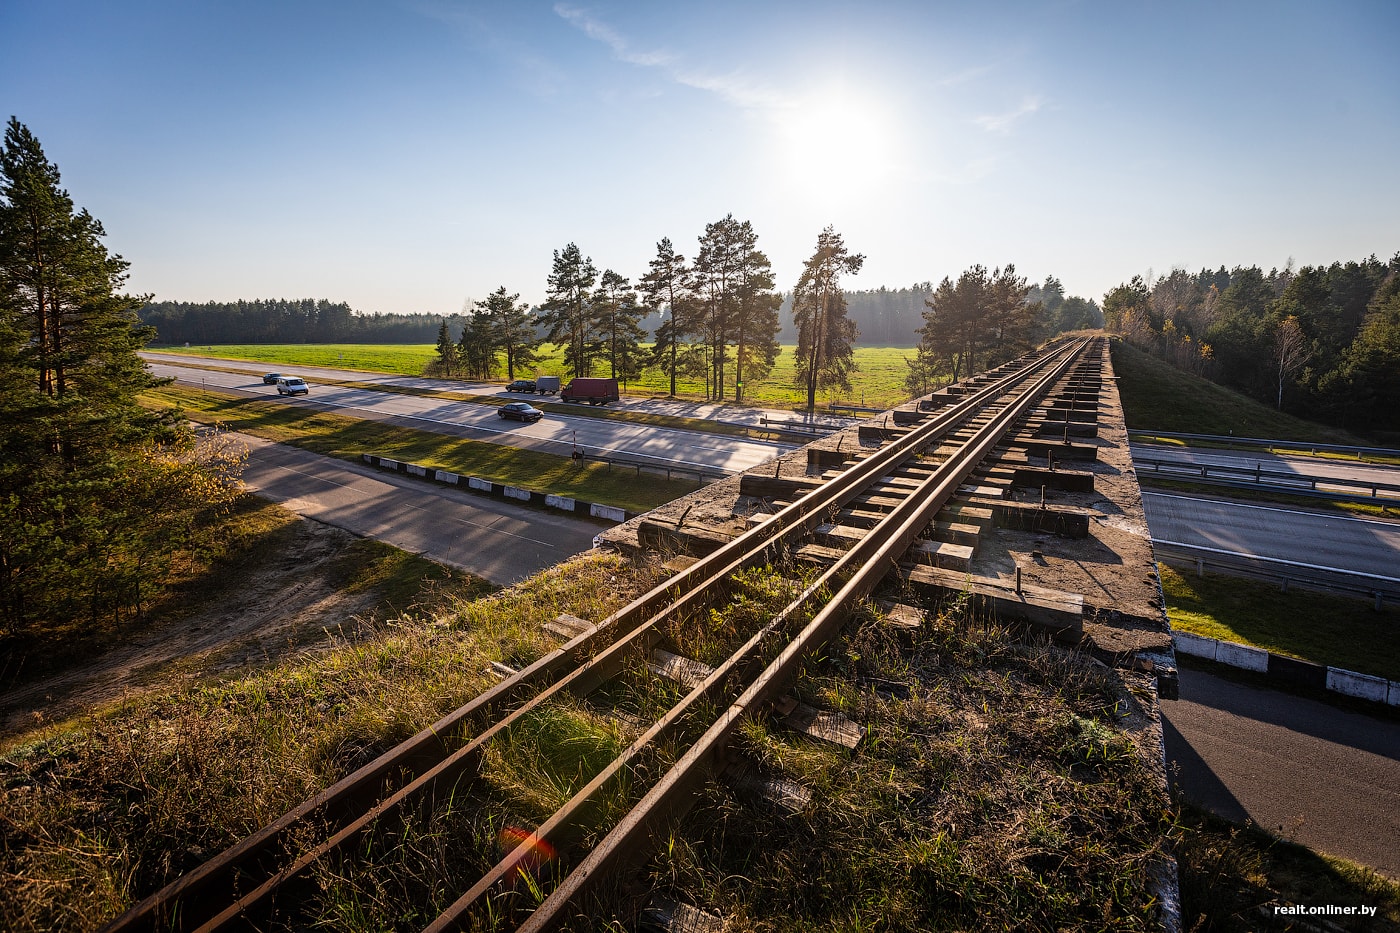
[828,403,885,416]
[1153,540,1400,608]
[1135,457,1400,505]
[758,416,837,436]
[1131,430,1400,461]
[576,451,729,484]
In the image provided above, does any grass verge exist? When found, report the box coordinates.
[1160,564,1399,678]
[143,385,699,514]
[1175,802,1400,931]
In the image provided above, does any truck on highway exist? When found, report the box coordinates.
[534,375,561,395]
[560,377,619,405]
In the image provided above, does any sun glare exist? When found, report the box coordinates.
[770,85,900,203]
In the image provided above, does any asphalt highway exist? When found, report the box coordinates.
[235,433,600,584]
[1131,442,1400,499]
[1140,491,1400,581]
[144,353,804,475]
[1163,666,1400,878]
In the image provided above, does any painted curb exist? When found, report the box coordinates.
[361,454,634,525]
[1170,631,1398,708]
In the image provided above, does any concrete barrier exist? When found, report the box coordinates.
[1326,668,1389,703]
[365,454,634,526]
[1172,630,1398,706]
[1172,631,1217,661]
[1216,641,1268,673]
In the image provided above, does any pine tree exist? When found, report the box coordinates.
[0,117,169,463]
[538,243,600,378]
[792,226,864,412]
[0,118,241,635]
[475,286,538,381]
[639,238,693,397]
[433,319,460,376]
[592,269,645,385]
[692,215,780,401]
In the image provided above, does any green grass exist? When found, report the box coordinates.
[144,385,699,514]
[153,343,923,411]
[1175,803,1400,932]
[1160,565,1400,678]
[1111,340,1365,444]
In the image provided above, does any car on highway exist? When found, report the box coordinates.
[261,373,284,384]
[276,376,310,396]
[506,379,537,393]
[498,401,544,423]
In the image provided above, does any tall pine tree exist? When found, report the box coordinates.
[792,226,864,412]
[538,243,600,378]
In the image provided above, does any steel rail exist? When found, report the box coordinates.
[444,339,1092,932]
[102,340,1085,932]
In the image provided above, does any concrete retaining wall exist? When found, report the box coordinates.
[1172,629,1398,707]
[360,453,634,526]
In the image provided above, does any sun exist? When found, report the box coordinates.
[769,84,900,203]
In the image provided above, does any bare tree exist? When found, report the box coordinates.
[1272,314,1310,410]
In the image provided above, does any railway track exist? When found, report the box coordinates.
[104,337,1098,933]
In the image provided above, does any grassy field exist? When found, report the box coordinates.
[154,343,923,411]
[145,385,699,514]
[1110,341,1366,444]
[1160,565,1399,678]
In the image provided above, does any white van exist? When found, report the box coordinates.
[276,377,310,396]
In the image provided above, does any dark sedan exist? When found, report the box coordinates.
[261,372,284,384]
[498,401,544,423]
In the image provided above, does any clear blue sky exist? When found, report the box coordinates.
[3,1,1397,318]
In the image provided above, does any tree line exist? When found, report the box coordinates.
[1,118,244,652]
[1103,255,1400,436]
[138,298,450,345]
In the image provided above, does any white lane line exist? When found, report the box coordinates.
[1142,491,1400,530]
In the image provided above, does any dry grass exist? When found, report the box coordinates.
[0,551,662,932]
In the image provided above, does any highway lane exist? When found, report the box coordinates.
[1131,442,1400,494]
[1163,666,1400,878]
[236,434,600,584]
[1140,491,1400,580]
[148,359,791,475]
[141,351,856,432]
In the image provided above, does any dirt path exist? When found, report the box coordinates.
[1,520,383,739]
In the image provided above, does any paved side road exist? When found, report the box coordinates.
[1162,666,1400,878]
[236,434,600,585]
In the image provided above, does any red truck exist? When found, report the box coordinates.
[560,377,620,405]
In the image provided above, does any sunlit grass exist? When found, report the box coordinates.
[1160,564,1399,677]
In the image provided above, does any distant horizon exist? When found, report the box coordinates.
[5,1,1396,316]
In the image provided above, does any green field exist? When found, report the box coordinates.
[156,343,923,411]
